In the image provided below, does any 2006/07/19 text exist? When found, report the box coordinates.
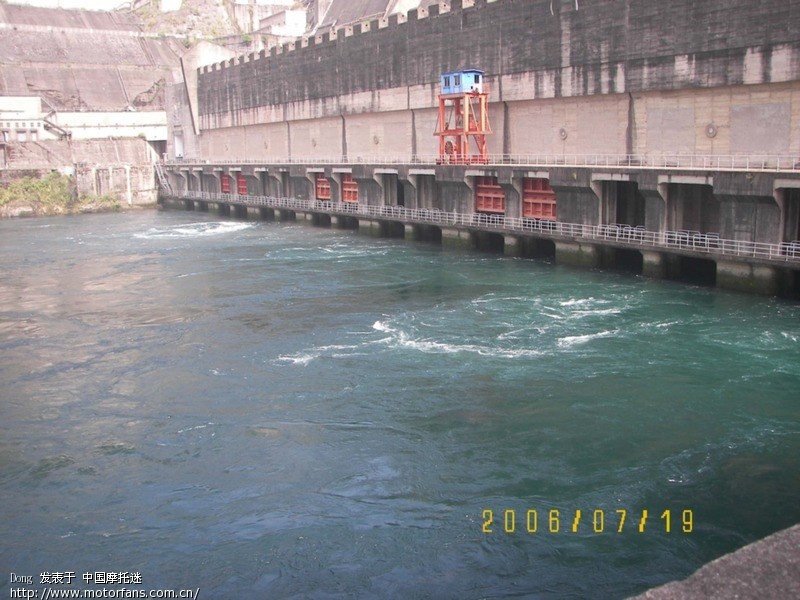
[481,508,694,534]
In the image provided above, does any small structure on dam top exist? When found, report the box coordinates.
[435,69,491,165]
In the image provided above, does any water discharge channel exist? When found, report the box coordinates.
[1,211,798,598]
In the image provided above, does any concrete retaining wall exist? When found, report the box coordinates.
[185,0,800,162]
[196,0,800,123]
[0,4,183,112]
[3,137,159,206]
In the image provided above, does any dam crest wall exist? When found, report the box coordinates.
[185,0,800,162]
[164,0,800,296]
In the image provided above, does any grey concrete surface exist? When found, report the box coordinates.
[630,524,800,600]
[0,4,182,112]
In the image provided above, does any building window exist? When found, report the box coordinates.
[30,130,38,142]
[1,131,8,142]
[17,130,27,142]
[443,76,450,87]
[454,74,461,86]
[474,74,481,83]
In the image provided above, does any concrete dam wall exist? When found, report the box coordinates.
[164,0,800,296]
[190,0,800,160]
[0,4,182,112]
[1,3,185,208]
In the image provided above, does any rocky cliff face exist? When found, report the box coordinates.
[133,0,239,39]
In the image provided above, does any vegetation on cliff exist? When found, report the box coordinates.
[131,0,311,44]
[133,0,238,40]
[0,173,121,218]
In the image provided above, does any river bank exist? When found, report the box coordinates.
[0,171,139,218]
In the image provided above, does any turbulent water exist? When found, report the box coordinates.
[1,211,798,599]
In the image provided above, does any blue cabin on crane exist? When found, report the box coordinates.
[440,68,485,95]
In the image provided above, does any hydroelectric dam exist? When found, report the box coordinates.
[160,0,800,297]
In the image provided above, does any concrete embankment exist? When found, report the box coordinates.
[1,138,160,215]
[0,171,152,218]
[631,524,800,599]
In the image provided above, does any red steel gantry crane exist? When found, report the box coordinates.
[435,69,492,164]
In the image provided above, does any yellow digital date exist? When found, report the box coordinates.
[481,508,693,534]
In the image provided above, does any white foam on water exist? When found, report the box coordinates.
[560,297,596,307]
[276,344,361,366]
[277,352,319,366]
[472,294,530,306]
[372,320,394,333]
[557,330,618,348]
[134,221,253,240]
[175,422,215,434]
[572,308,622,317]
[372,320,542,359]
[317,242,389,259]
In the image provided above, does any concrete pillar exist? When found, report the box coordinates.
[658,175,715,233]
[641,250,667,279]
[167,171,181,195]
[590,179,608,225]
[192,169,204,192]
[372,169,392,206]
[331,169,350,204]
[211,170,223,193]
[408,169,436,210]
[305,168,323,201]
[176,170,190,194]
[554,241,601,268]
[124,164,132,206]
[247,206,261,220]
[274,209,295,221]
[637,175,668,233]
[254,168,268,195]
[441,227,474,250]
[549,172,601,226]
[716,261,779,295]
[228,169,241,196]
[504,235,522,257]
[405,224,420,242]
[333,215,360,229]
[358,219,382,236]
[312,213,332,227]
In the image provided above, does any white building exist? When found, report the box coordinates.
[0,97,44,143]
[258,9,306,38]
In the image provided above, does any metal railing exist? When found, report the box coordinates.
[164,153,800,173]
[154,161,173,196]
[175,190,800,265]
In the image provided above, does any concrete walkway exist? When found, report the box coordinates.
[631,524,800,599]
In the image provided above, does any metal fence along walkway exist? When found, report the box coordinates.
[164,153,800,173]
[175,191,800,266]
